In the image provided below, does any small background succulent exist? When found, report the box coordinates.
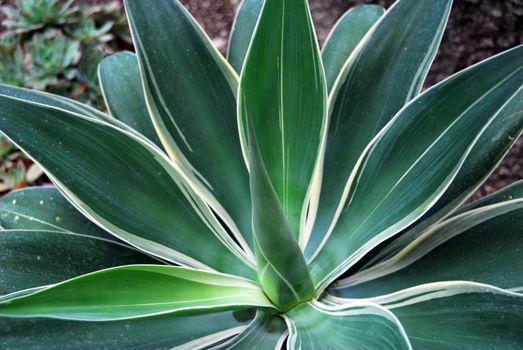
[0,0,130,192]
[0,0,522,349]
[0,0,130,106]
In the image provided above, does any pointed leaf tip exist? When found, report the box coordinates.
[239,0,327,239]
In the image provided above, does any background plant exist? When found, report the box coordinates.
[0,0,522,348]
[0,0,130,191]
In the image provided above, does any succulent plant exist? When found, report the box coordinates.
[23,30,80,90]
[65,14,114,43]
[0,0,76,34]
[0,0,522,348]
[0,0,125,98]
[0,47,24,87]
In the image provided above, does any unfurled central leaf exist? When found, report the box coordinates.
[239,0,327,239]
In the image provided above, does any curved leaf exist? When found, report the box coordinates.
[0,93,255,279]
[0,187,113,241]
[329,282,523,349]
[305,0,452,255]
[227,0,263,74]
[309,45,523,292]
[0,265,272,321]
[285,301,411,350]
[330,199,523,298]
[0,84,153,152]
[239,0,327,237]
[322,5,384,91]
[1,310,253,350]
[125,0,254,255]
[214,311,287,350]
[0,84,114,125]
[247,119,314,311]
[455,178,523,214]
[366,91,523,265]
[0,230,156,296]
[98,51,163,147]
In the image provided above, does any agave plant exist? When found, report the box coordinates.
[0,0,522,348]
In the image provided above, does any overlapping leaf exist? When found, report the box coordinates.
[247,119,314,311]
[330,195,523,298]
[309,45,523,292]
[1,310,254,350]
[286,301,411,349]
[125,0,254,254]
[328,283,523,349]
[0,230,156,296]
[305,0,452,254]
[213,311,287,349]
[0,93,255,279]
[322,5,384,91]
[239,0,327,238]
[0,265,272,321]
[0,84,114,126]
[0,187,114,240]
[455,178,523,214]
[366,90,523,264]
[99,51,163,147]
[227,0,263,74]
[0,185,156,297]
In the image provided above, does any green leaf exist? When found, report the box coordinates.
[0,93,256,280]
[227,0,263,74]
[125,0,254,255]
[0,187,114,241]
[309,45,523,292]
[366,90,523,265]
[98,51,163,147]
[0,265,272,321]
[286,301,411,349]
[322,5,384,91]
[0,286,46,303]
[0,84,112,125]
[305,0,452,255]
[0,230,156,296]
[455,178,523,214]
[329,282,523,349]
[239,0,327,238]
[330,197,523,298]
[214,311,287,349]
[247,118,314,312]
[0,84,150,146]
[1,310,254,350]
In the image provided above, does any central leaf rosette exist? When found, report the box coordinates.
[238,0,324,311]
